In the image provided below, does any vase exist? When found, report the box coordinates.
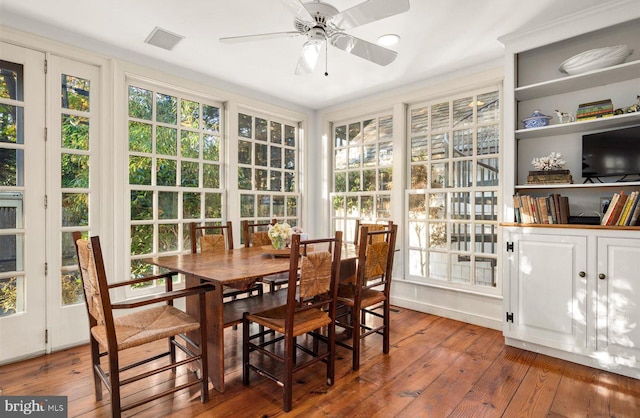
[271,236,286,250]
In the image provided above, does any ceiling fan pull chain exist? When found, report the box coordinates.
[324,39,329,76]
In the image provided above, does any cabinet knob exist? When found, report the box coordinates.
[579,271,586,278]
[599,273,606,280]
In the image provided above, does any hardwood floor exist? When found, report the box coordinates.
[1,307,639,417]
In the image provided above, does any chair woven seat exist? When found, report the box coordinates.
[247,305,331,336]
[91,305,200,351]
[337,285,386,308]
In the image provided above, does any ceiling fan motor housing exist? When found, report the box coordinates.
[294,2,340,35]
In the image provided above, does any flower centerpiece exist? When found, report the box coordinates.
[268,222,292,250]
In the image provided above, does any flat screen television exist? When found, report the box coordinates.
[582,124,640,181]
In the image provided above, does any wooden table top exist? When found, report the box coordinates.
[144,243,358,287]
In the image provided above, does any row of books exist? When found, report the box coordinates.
[601,191,640,226]
[513,193,570,224]
[576,99,614,121]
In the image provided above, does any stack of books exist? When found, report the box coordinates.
[513,193,570,224]
[526,169,573,184]
[601,191,640,226]
[576,99,614,121]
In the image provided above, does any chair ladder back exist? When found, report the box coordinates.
[73,233,117,349]
[189,221,233,254]
[285,232,342,325]
[242,218,276,248]
[354,220,393,245]
[356,224,398,292]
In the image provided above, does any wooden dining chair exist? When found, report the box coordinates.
[242,218,289,293]
[189,221,262,300]
[242,231,343,412]
[335,223,397,371]
[353,219,394,245]
[72,232,213,418]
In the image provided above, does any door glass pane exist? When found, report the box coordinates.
[61,154,89,188]
[62,193,88,226]
[61,75,89,111]
[180,130,199,159]
[453,96,473,127]
[0,149,23,186]
[255,118,267,141]
[431,102,449,130]
[202,105,219,132]
[156,126,177,156]
[61,115,89,150]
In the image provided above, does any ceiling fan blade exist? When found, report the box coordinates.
[220,31,300,43]
[281,0,314,22]
[330,0,410,30]
[330,33,397,66]
[295,41,322,75]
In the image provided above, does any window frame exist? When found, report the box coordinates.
[405,85,502,296]
[125,77,226,296]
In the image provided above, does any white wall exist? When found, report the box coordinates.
[2,23,507,333]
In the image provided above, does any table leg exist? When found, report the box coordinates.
[186,275,226,393]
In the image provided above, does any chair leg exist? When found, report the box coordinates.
[352,305,361,371]
[327,323,335,386]
[383,300,390,354]
[90,338,103,401]
[199,292,209,403]
[108,350,121,418]
[283,333,294,412]
[242,314,250,386]
[169,336,177,373]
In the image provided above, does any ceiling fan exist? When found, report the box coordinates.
[220,0,410,75]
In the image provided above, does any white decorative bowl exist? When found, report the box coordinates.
[559,45,633,75]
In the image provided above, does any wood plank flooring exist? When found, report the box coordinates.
[1,307,639,417]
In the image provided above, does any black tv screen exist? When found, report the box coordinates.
[582,125,640,180]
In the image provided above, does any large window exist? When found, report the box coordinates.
[330,114,393,243]
[407,88,500,290]
[127,83,224,283]
[237,111,299,241]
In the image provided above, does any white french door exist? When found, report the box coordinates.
[45,56,100,351]
[0,43,47,363]
[0,44,100,363]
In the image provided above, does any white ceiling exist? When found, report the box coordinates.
[0,0,614,110]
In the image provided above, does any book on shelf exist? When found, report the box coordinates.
[601,192,620,225]
[513,193,570,225]
[618,191,638,226]
[629,195,640,226]
[601,191,628,226]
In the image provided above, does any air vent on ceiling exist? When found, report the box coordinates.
[145,27,184,51]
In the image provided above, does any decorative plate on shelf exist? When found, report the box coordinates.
[559,44,633,75]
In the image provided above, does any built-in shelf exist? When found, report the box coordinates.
[515,181,640,191]
[515,112,640,140]
[514,59,640,101]
[500,222,640,231]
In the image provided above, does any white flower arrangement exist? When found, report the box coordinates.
[268,222,292,249]
[531,152,566,171]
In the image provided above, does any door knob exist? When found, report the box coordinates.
[599,273,606,280]
[579,271,586,277]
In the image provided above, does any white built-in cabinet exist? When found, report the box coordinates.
[500,3,640,380]
[503,227,640,379]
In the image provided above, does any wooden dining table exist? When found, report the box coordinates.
[144,243,358,393]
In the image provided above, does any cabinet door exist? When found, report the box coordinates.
[506,233,587,351]
[596,237,640,370]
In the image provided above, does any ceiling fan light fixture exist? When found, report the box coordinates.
[376,34,400,47]
[295,41,322,74]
